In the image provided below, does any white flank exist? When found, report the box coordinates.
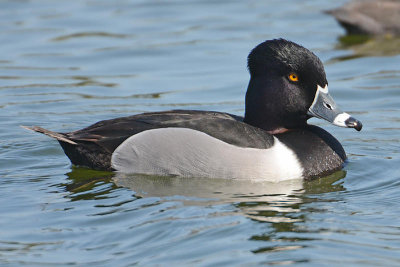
[111,128,303,182]
[333,112,351,127]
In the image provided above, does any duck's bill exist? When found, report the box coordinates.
[307,85,362,131]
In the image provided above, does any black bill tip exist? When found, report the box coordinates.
[345,117,363,131]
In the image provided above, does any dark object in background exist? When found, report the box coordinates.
[326,0,400,35]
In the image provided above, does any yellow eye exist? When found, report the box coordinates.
[288,73,299,82]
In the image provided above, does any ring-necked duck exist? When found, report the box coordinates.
[23,39,362,181]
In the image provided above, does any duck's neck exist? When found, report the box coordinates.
[243,113,286,133]
[243,77,306,133]
[243,78,283,132]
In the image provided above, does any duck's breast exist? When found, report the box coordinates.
[276,126,347,179]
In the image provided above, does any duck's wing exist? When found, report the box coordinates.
[24,110,275,171]
[66,110,274,153]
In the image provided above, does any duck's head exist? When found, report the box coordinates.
[244,39,362,133]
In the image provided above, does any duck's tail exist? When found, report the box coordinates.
[21,125,77,145]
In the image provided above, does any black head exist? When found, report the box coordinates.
[244,39,362,132]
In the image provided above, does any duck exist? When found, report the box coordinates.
[23,39,362,181]
[326,0,400,36]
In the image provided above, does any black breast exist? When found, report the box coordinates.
[276,125,347,180]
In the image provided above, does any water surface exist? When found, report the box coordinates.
[1,0,400,266]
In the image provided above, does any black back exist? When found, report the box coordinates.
[60,110,275,170]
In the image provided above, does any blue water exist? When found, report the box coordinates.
[1,0,400,266]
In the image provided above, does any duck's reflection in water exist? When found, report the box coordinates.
[113,171,346,223]
[64,168,346,221]
[63,168,346,259]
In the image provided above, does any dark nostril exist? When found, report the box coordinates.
[324,103,333,110]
